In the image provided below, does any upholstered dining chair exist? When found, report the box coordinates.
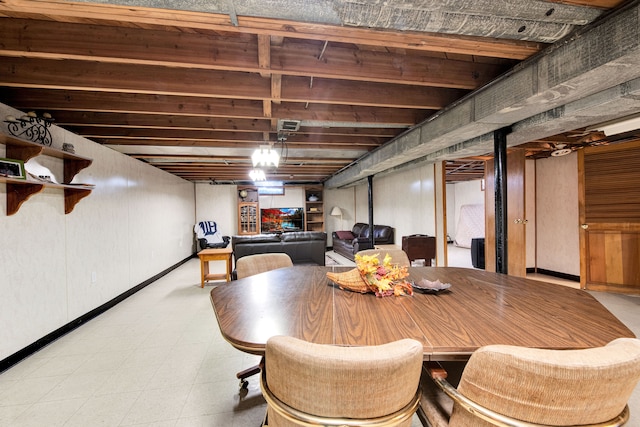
[356,248,411,267]
[235,253,293,280]
[234,253,294,389]
[261,335,423,427]
[419,338,640,427]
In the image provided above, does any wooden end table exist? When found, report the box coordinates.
[198,247,233,287]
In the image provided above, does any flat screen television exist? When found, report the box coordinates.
[261,207,304,233]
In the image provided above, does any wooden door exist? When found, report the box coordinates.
[579,140,640,294]
[485,149,527,276]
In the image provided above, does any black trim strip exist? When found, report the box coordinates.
[527,267,580,283]
[0,254,195,373]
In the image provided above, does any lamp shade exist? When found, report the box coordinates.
[330,206,343,216]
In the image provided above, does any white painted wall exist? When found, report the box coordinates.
[323,186,355,245]
[536,152,580,276]
[0,104,195,361]
[195,184,237,237]
[372,165,437,241]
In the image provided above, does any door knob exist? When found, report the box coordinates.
[581,224,589,229]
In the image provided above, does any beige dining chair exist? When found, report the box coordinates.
[235,252,294,389]
[356,248,411,267]
[261,335,423,427]
[235,252,293,279]
[419,338,640,427]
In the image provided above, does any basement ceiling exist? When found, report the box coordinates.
[0,0,636,186]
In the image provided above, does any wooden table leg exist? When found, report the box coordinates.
[200,257,207,288]
[226,255,232,282]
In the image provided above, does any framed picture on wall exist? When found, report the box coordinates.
[0,158,26,179]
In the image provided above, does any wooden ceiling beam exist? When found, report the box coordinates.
[163,168,349,174]
[66,128,266,141]
[0,58,271,100]
[0,18,511,89]
[64,127,387,146]
[52,111,272,132]
[100,138,379,149]
[257,34,271,78]
[56,112,399,136]
[159,164,341,172]
[0,88,267,119]
[270,103,431,125]
[269,44,506,89]
[132,154,351,164]
[279,76,466,109]
[0,0,543,59]
[1,58,464,109]
[0,88,430,125]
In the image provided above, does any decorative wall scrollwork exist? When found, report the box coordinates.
[4,112,53,146]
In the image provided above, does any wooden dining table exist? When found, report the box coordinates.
[209,266,635,360]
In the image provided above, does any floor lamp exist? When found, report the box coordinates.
[330,206,343,230]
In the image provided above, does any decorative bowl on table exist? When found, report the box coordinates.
[412,278,452,294]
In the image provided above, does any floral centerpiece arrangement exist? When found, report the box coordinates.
[326,252,413,297]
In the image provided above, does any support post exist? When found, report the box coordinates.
[368,175,375,246]
[494,127,511,274]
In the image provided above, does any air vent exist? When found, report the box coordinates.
[277,119,301,132]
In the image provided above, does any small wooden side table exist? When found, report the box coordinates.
[198,247,233,287]
[401,235,436,266]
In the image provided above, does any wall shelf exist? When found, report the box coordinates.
[304,186,324,232]
[1,134,93,215]
[237,187,259,235]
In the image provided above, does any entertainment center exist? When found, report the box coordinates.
[236,185,324,235]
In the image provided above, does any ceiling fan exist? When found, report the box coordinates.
[550,143,572,157]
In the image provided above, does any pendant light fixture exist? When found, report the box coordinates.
[252,144,279,168]
[249,168,266,181]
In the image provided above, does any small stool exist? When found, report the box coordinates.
[198,247,233,287]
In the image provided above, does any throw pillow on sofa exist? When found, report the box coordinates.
[335,230,355,240]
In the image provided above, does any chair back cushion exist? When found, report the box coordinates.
[372,225,394,242]
[265,336,423,427]
[352,222,369,237]
[356,249,410,267]
[235,253,293,279]
[450,338,640,426]
[352,224,394,244]
[280,231,326,242]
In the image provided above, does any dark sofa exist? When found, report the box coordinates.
[232,231,327,269]
[332,222,395,261]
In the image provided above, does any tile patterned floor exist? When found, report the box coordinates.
[1,254,638,426]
